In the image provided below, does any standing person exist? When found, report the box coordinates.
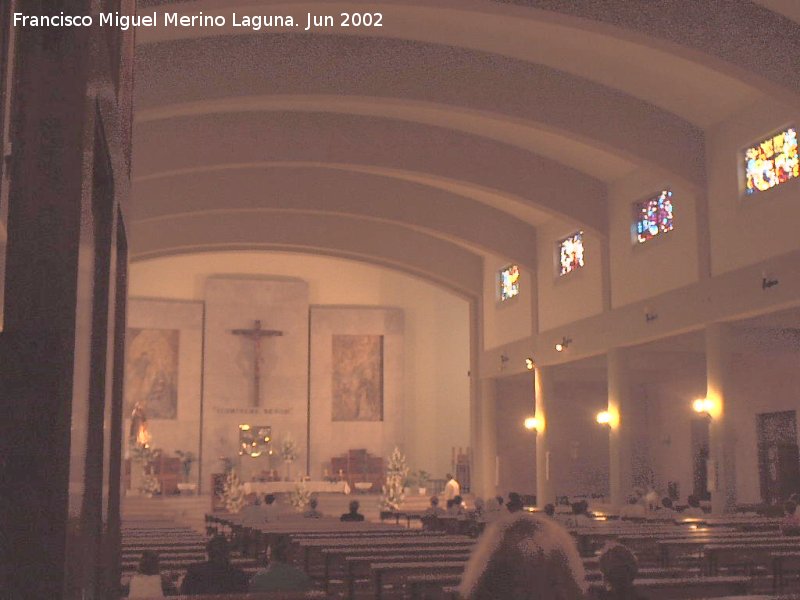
[180,535,248,595]
[444,473,460,501]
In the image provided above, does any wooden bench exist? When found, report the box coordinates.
[705,542,800,576]
[371,560,467,600]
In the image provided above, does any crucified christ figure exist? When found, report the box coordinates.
[231,320,283,406]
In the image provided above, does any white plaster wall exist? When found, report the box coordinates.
[125,298,204,486]
[309,307,403,480]
[202,277,310,487]
[729,350,800,505]
[608,172,699,307]
[537,220,604,331]
[128,252,470,481]
[707,98,800,275]
[495,375,536,496]
[482,254,533,350]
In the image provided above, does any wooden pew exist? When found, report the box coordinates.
[658,534,786,567]
[132,593,327,600]
[370,560,466,600]
[705,542,800,576]
[587,576,751,599]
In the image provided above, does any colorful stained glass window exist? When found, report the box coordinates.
[499,264,520,301]
[635,189,674,244]
[744,127,798,194]
[558,232,584,276]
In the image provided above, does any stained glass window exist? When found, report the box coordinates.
[499,264,520,301]
[635,189,674,244]
[744,126,798,194]
[558,232,584,276]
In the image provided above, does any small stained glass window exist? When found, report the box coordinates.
[558,232,584,276]
[744,127,798,195]
[635,189,674,244]
[499,264,520,301]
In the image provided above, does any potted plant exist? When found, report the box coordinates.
[416,470,431,495]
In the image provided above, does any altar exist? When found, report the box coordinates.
[241,480,351,495]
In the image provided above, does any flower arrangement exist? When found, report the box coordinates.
[289,483,312,511]
[140,473,161,496]
[381,447,408,511]
[175,450,195,479]
[280,436,298,463]
[222,469,245,513]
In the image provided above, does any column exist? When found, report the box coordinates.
[535,365,554,507]
[706,323,737,514]
[473,378,498,500]
[607,347,634,508]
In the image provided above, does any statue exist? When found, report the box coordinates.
[129,401,150,447]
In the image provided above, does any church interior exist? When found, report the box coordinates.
[2,1,800,598]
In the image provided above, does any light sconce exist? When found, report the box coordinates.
[692,398,714,414]
[762,274,779,290]
[499,353,509,371]
[596,411,611,425]
[555,337,572,352]
[645,310,658,323]
[525,357,535,370]
[524,416,541,431]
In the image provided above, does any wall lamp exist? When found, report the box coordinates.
[596,410,619,428]
[555,337,572,352]
[692,398,714,414]
[525,357,535,370]
[762,276,779,290]
[499,353,509,371]
[524,416,541,431]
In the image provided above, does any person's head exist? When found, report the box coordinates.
[446,473,453,481]
[507,492,524,513]
[349,500,360,514]
[627,495,638,506]
[309,497,318,510]
[458,512,586,600]
[599,543,638,591]
[206,535,230,565]
[785,500,797,516]
[268,535,291,563]
[138,550,160,575]
[264,493,276,505]
[430,496,440,507]
[544,503,555,517]
[687,495,700,508]
[661,496,673,509]
[454,495,464,506]
[496,495,505,506]
[571,500,587,515]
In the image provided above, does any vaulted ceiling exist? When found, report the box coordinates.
[131,0,798,297]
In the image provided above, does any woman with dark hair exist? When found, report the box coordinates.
[128,550,171,598]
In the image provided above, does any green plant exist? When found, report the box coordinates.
[289,483,311,511]
[222,469,245,513]
[381,447,409,511]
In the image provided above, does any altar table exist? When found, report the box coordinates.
[241,480,351,495]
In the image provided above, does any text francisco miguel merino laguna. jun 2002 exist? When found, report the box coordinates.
[12,10,385,32]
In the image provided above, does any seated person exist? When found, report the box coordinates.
[448,495,466,516]
[543,503,556,517]
[340,499,365,522]
[458,512,586,599]
[303,496,323,518]
[781,500,800,535]
[506,492,524,513]
[562,500,593,528]
[423,495,445,517]
[180,535,248,595]
[654,496,677,518]
[249,535,316,593]
[618,496,646,519]
[128,551,176,598]
[680,495,705,517]
[597,543,647,600]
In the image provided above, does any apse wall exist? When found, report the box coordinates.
[128,251,471,480]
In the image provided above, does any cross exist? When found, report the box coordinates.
[231,320,283,406]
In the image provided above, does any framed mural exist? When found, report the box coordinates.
[332,334,384,421]
[124,328,179,419]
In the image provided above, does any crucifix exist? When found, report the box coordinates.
[231,320,283,407]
